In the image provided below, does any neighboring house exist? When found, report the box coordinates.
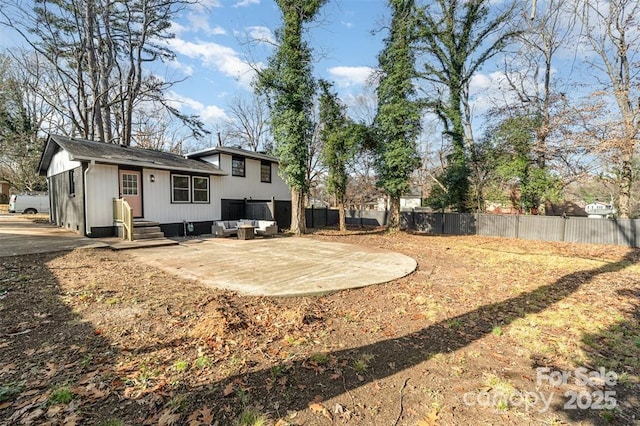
[376,195,422,211]
[585,202,616,218]
[37,135,290,237]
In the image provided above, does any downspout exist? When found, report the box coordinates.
[83,160,95,236]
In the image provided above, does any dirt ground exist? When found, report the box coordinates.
[0,228,638,425]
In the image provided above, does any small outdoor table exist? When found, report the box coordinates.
[237,225,255,240]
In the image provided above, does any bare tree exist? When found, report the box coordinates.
[221,95,271,152]
[574,0,640,218]
[1,0,206,145]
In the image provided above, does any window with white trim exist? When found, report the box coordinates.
[192,176,209,203]
[172,175,190,203]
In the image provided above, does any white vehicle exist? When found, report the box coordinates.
[8,194,50,214]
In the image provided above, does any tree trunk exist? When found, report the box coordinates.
[290,189,306,235]
[338,199,346,232]
[388,195,401,231]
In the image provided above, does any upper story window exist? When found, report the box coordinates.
[260,160,271,183]
[232,156,245,177]
[172,175,190,203]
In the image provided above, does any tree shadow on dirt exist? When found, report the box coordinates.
[211,250,638,424]
[0,252,123,424]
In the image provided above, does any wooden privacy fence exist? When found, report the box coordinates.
[305,207,640,248]
[404,212,639,248]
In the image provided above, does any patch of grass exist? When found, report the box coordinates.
[599,409,616,423]
[447,319,462,329]
[309,352,329,365]
[235,388,250,406]
[0,382,24,403]
[233,408,267,426]
[492,326,503,336]
[173,360,189,372]
[166,395,188,411]
[484,373,516,411]
[270,364,289,379]
[49,385,74,404]
[283,335,306,346]
[194,355,212,369]
[353,353,375,373]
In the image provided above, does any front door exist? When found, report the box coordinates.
[119,170,143,218]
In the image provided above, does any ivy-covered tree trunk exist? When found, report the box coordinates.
[318,80,362,233]
[373,0,421,231]
[255,0,326,235]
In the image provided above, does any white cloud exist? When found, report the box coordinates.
[198,0,222,9]
[246,26,275,45]
[166,38,261,88]
[170,21,188,36]
[469,73,493,91]
[201,105,229,123]
[341,21,354,29]
[166,59,194,77]
[167,91,229,124]
[187,13,227,36]
[328,66,375,87]
[234,0,259,7]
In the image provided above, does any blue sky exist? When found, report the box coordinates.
[0,0,622,144]
[162,0,388,129]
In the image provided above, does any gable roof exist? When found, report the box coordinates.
[38,135,227,176]
[186,145,278,163]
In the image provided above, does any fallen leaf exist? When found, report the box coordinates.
[223,382,234,397]
[158,410,181,425]
[46,404,63,418]
[64,412,81,426]
[308,402,332,421]
[416,405,440,426]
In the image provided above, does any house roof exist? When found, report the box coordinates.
[186,145,279,163]
[38,135,227,176]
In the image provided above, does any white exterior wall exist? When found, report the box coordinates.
[215,154,290,200]
[85,164,119,230]
[142,169,219,223]
[47,149,81,177]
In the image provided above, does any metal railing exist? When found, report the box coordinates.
[113,198,133,241]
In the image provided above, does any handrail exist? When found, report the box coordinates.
[113,198,134,241]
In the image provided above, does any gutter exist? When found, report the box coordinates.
[83,160,95,236]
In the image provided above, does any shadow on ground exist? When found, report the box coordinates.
[1,244,638,424]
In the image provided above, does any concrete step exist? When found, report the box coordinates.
[134,231,166,240]
[134,226,162,234]
[110,238,179,251]
[133,220,160,227]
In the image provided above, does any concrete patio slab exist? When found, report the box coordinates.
[129,237,417,296]
[0,214,108,257]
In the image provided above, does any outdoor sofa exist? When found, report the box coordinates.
[212,220,278,238]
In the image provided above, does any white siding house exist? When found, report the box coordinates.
[38,135,291,238]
